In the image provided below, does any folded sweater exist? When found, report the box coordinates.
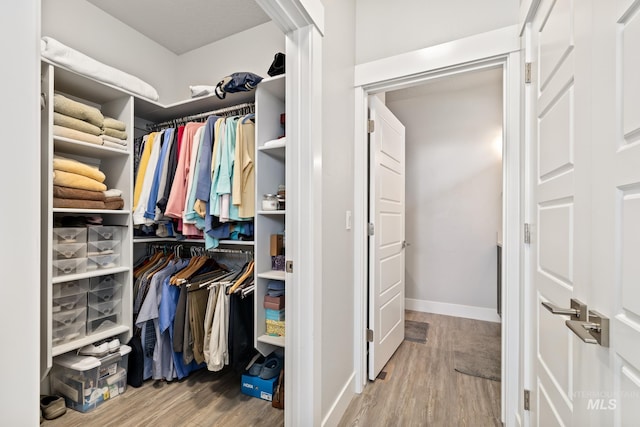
[104,196,125,210]
[53,170,107,192]
[54,112,102,136]
[104,117,126,131]
[102,128,128,140]
[53,185,105,201]
[53,156,105,183]
[53,125,103,146]
[53,93,104,128]
[53,197,106,210]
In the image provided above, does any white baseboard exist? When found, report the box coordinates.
[406,298,501,323]
[321,372,356,427]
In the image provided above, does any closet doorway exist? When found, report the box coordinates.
[353,27,522,423]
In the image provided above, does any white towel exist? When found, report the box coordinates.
[41,36,160,101]
[101,134,127,146]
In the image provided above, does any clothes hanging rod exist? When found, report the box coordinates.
[147,102,255,131]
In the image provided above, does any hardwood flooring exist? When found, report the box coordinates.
[338,311,502,427]
[43,311,499,427]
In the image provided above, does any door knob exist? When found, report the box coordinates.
[565,310,609,347]
[541,298,588,321]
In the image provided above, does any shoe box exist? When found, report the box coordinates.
[50,344,131,413]
[241,373,279,402]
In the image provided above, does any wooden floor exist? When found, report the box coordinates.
[43,311,500,427]
[339,311,502,427]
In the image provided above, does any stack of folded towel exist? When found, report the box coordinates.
[52,156,124,210]
[101,117,128,149]
[53,94,104,146]
[52,94,129,151]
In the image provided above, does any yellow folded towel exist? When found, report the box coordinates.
[102,128,128,140]
[54,112,102,136]
[53,170,107,192]
[53,93,104,128]
[104,117,126,131]
[53,156,105,183]
[53,125,103,146]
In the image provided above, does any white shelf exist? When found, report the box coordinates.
[133,237,254,245]
[257,334,285,348]
[257,144,285,160]
[52,266,129,284]
[257,270,286,281]
[54,136,129,158]
[52,324,130,357]
[53,208,130,215]
[257,210,286,216]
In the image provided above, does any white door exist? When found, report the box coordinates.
[368,96,406,380]
[527,0,640,425]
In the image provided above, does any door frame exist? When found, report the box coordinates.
[353,25,523,425]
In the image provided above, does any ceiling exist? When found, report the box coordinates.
[87,0,272,55]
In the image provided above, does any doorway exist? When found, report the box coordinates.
[353,27,522,424]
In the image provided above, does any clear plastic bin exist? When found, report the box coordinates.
[52,293,86,313]
[53,243,87,260]
[53,279,89,298]
[87,240,120,256]
[88,226,122,242]
[88,284,122,305]
[52,307,86,329]
[86,313,120,334]
[89,274,120,291]
[87,254,120,271]
[52,258,87,277]
[53,227,87,244]
[88,299,121,320]
[52,321,85,345]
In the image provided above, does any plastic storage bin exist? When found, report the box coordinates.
[52,243,87,260]
[87,254,120,271]
[53,279,89,298]
[51,344,131,413]
[52,293,86,313]
[87,313,121,335]
[52,307,86,330]
[87,240,120,256]
[52,258,87,277]
[53,227,87,244]
[89,274,120,291]
[88,299,122,320]
[88,226,122,242]
[52,321,85,345]
[88,284,122,305]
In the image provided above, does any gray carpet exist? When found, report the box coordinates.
[405,320,429,344]
[452,331,501,382]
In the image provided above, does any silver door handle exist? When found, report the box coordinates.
[541,298,588,321]
[565,310,609,347]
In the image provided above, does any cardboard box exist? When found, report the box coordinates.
[241,373,278,401]
[265,308,285,321]
[264,295,285,310]
[270,234,284,256]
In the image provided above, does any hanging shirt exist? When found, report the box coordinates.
[157,126,183,214]
[144,128,174,221]
[182,126,206,237]
[232,117,256,218]
[133,133,155,207]
[133,131,163,225]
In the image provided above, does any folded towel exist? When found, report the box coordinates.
[53,125,103,146]
[53,170,107,192]
[53,156,105,183]
[190,85,216,98]
[42,37,160,102]
[104,117,126,131]
[104,196,125,210]
[53,197,106,210]
[54,112,102,136]
[102,128,128,140]
[103,188,123,198]
[102,140,127,150]
[53,185,106,201]
[101,134,127,145]
[53,94,104,128]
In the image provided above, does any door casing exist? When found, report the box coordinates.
[353,25,523,425]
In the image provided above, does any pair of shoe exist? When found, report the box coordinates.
[247,352,283,380]
[78,338,120,357]
[40,395,66,420]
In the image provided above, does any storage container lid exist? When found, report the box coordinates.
[53,352,101,371]
[118,344,131,357]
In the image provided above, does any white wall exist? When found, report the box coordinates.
[385,67,503,312]
[41,1,283,104]
[320,0,356,424]
[0,0,41,424]
[355,0,519,64]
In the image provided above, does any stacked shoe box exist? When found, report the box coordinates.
[52,227,88,277]
[87,226,122,271]
[87,274,122,334]
[265,280,285,337]
[52,279,89,345]
[51,344,131,413]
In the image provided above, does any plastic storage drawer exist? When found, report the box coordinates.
[89,274,121,291]
[86,313,121,334]
[87,254,120,271]
[52,279,89,298]
[52,243,87,260]
[52,227,87,244]
[87,240,120,256]
[52,307,86,330]
[88,299,121,320]
[52,293,86,313]
[52,258,87,277]
[52,322,85,345]
[88,284,122,305]
[88,226,122,242]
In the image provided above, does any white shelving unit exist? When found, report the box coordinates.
[41,61,134,375]
[254,74,287,355]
